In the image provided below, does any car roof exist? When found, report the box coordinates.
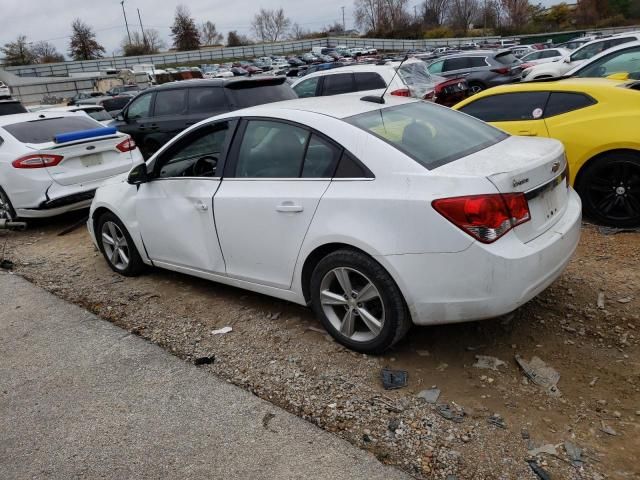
[0,110,79,127]
[146,77,288,91]
[227,93,419,120]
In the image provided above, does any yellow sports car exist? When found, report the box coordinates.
[453,78,640,227]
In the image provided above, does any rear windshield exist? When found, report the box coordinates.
[86,109,112,121]
[3,116,99,144]
[346,102,507,170]
[0,102,28,116]
[496,52,519,65]
[398,62,434,85]
[225,84,297,108]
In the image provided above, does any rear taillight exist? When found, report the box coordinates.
[432,193,531,243]
[12,154,64,169]
[491,67,510,75]
[116,137,136,152]
[390,88,410,97]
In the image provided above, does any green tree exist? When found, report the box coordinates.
[69,19,105,60]
[171,5,200,51]
[1,35,36,66]
[226,31,252,47]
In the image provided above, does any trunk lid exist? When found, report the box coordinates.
[27,134,135,187]
[435,136,569,243]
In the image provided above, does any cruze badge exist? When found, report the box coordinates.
[513,177,529,188]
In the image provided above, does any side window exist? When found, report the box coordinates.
[354,72,387,91]
[126,93,153,120]
[443,57,470,71]
[605,37,634,49]
[571,41,608,62]
[576,46,640,77]
[188,87,228,114]
[334,151,371,178]
[427,60,444,74]
[293,77,320,98]
[235,120,309,178]
[459,92,550,122]
[541,50,558,59]
[322,73,355,95]
[302,134,341,178]
[544,92,595,117]
[468,57,488,67]
[156,122,232,178]
[153,89,187,116]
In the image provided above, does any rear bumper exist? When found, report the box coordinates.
[16,199,92,218]
[380,188,582,326]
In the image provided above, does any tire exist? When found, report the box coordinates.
[575,152,640,228]
[309,249,411,354]
[96,212,146,276]
[468,81,485,94]
[0,186,16,221]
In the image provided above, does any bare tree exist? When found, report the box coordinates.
[289,23,310,40]
[200,21,223,46]
[354,0,410,33]
[422,0,449,26]
[449,0,479,33]
[69,19,105,60]
[1,35,36,66]
[500,0,530,27]
[32,41,64,63]
[251,8,291,42]
[122,30,164,56]
[171,5,200,51]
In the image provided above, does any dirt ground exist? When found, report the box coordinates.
[1,212,638,480]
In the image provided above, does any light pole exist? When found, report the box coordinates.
[121,0,132,45]
[341,6,346,32]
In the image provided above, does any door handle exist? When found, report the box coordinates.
[517,130,538,136]
[195,200,209,211]
[276,202,303,213]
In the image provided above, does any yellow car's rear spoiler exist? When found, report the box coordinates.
[606,72,630,80]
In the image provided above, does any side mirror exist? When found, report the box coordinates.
[127,163,149,185]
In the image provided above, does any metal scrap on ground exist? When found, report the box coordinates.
[515,355,561,397]
[381,368,408,390]
[473,355,506,370]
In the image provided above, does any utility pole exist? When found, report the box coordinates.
[120,0,132,45]
[137,8,147,48]
[414,5,417,20]
[341,6,346,32]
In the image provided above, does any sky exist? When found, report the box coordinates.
[1,0,562,58]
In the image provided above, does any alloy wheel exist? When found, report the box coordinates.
[101,221,131,271]
[0,193,12,220]
[586,160,640,224]
[319,267,385,343]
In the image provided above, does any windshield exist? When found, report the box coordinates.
[3,116,100,144]
[86,109,113,121]
[346,102,507,170]
[225,83,297,108]
[575,46,640,77]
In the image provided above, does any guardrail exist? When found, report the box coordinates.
[2,25,639,78]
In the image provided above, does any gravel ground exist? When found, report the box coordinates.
[1,213,638,480]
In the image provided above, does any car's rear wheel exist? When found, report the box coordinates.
[310,249,411,354]
[576,152,640,227]
[97,212,145,276]
[0,187,16,221]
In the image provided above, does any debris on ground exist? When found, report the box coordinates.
[589,377,599,387]
[193,355,215,365]
[416,387,441,404]
[415,349,430,356]
[598,225,640,235]
[306,326,325,334]
[0,259,14,270]
[527,460,552,480]
[436,403,464,423]
[381,368,408,390]
[528,443,558,456]
[211,326,233,335]
[487,413,507,429]
[388,417,402,432]
[436,362,449,371]
[597,292,605,309]
[473,354,506,371]
[617,296,633,304]
[521,428,530,440]
[515,355,561,396]
[600,422,618,436]
[262,412,276,432]
[564,441,584,467]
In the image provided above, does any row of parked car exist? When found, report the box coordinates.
[1,32,638,354]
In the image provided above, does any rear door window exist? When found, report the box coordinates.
[495,52,518,65]
[293,77,320,98]
[427,60,444,74]
[188,87,228,114]
[544,92,595,117]
[469,57,488,67]
[225,83,297,108]
[4,116,100,144]
[301,134,341,177]
[458,92,550,122]
[154,89,187,116]
[443,57,470,71]
[354,72,387,91]
[322,73,355,95]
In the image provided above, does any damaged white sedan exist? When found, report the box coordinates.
[88,95,581,353]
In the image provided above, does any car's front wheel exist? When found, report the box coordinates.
[97,212,145,276]
[576,152,640,227]
[0,187,16,220]
[310,249,411,354]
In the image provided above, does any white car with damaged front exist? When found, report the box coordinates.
[87,95,581,353]
[0,111,143,219]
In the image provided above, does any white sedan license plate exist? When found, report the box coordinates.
[81,154,103,168]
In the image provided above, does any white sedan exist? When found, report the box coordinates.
[87,95,581,353]
[519,48,570,67]
[0,112,143,219]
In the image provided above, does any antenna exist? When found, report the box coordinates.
[361,54,409,104]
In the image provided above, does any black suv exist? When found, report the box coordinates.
[111,77,297,158]
[0,99,27,116]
